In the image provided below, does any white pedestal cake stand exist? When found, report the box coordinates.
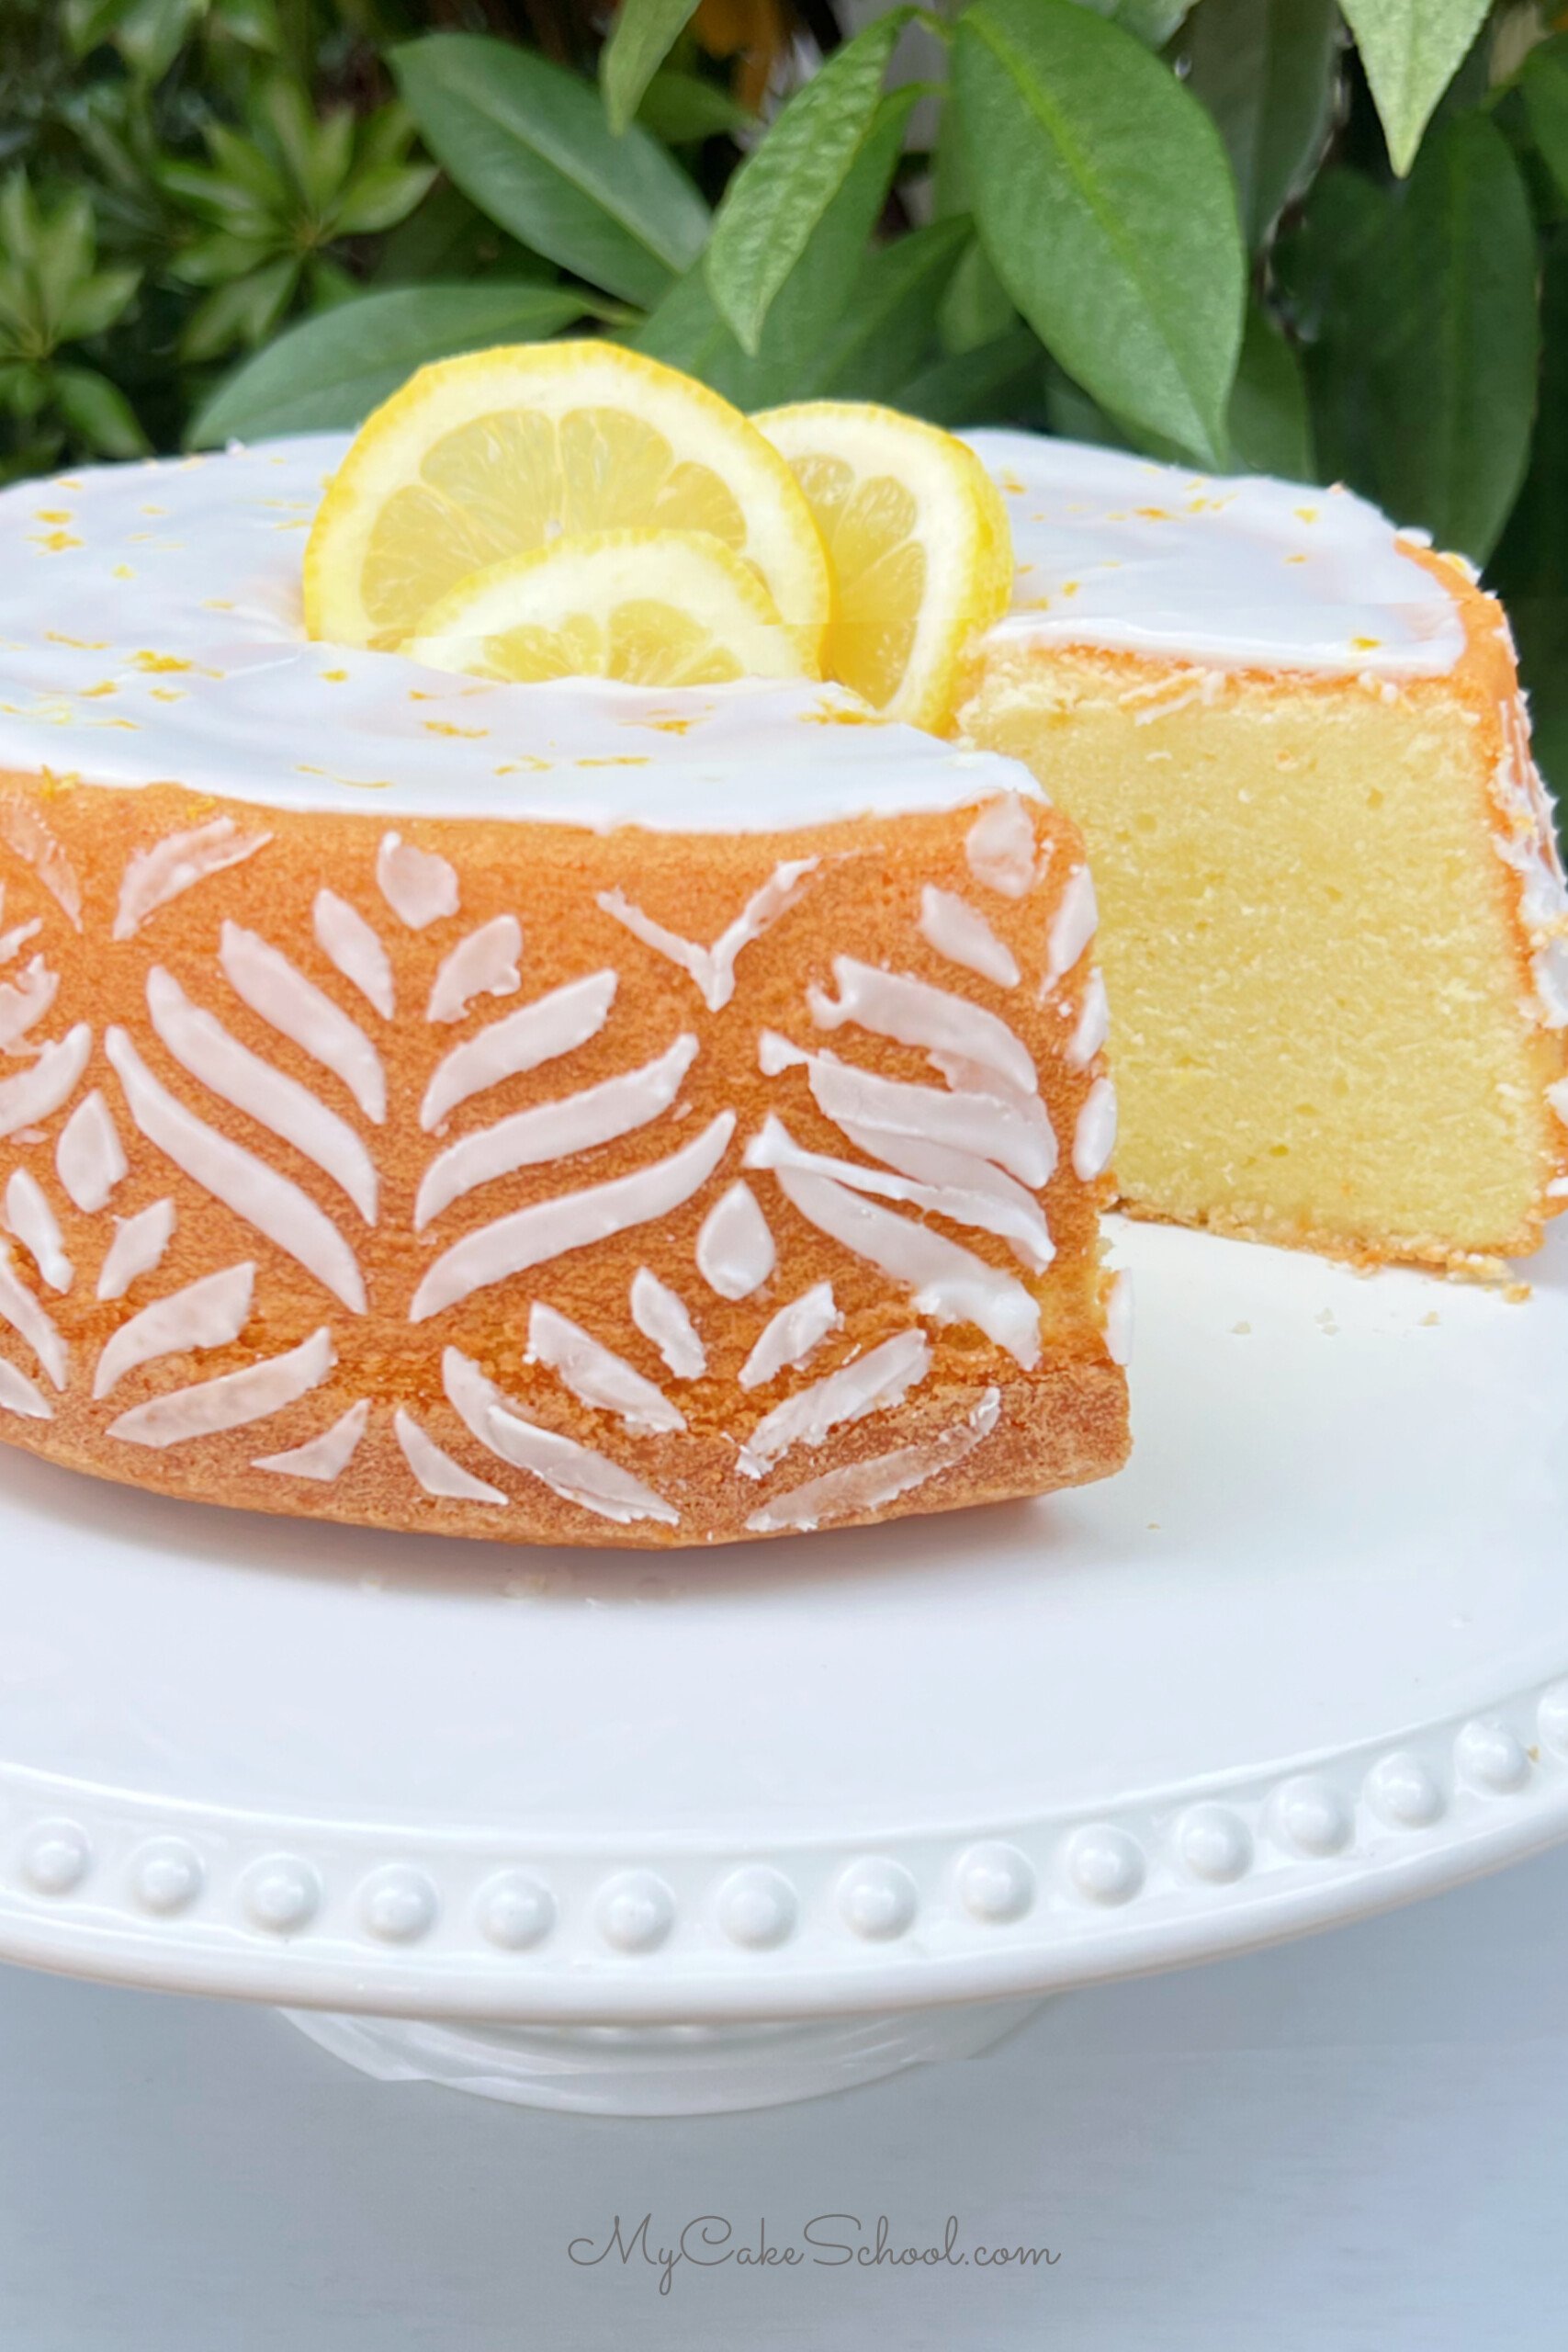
[1,1216,1565,2116]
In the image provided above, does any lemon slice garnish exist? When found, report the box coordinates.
[406,528,817,689]
[753,399,1014,729]
[305,342,830,656]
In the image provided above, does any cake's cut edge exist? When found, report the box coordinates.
[958,537,1568,1275]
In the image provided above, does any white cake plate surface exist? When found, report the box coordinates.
[2,1212,1566,2098]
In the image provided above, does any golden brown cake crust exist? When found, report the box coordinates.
[0,771,1128,1546]
[5,1358,1129,1549]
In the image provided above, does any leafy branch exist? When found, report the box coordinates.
[0,173,145,464]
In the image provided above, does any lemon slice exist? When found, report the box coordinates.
[753,400,1013,729]
[406,528,816,689]
[304,342,830,655]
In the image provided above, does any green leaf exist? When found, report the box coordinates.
[1523,39,1568,203]
[1098,0,1192,42]
[638,86,918,404]
[0,177,39,271]
[1114,1,1189,40]
[1059,0,1193,40]
[187,280,592,447]
[213,0,279,51]
[1275,164,1391,491]
[393,34,709,309]
[1489,237,1568,802]
[636,68,754,146]
[1292,124,1539,559]
[1181,0,1342,249]
[953,0,1245,464]
[1043,360,1126,445]
[171,230,278,288]
[897,322,1045,427]
[306,257,359,311]
[310,111,361,213]
[602,0,702,138]
[0,361,51,423]
[1338,0,1490,176]
[0,271,31,360]
[1226,300,1314,479]
[63,0,126,56]
[58,264,141,343]
[207,121,291,210]
[51,364,150,457]
[704,9,912,355]
[113,0,204,82]
[33,190,97,324]
[260,77,333,203]
[802,215,972,399]
[938,236,1018,356]
[159,160,271,230]
[1376,113,1539,557]
[0,180,139,356]
[353,100,421,178]
[331,162,437,238]
[178,254,298,361]
[931,71,1015,357]
[370,185,555,288]
[1490,233,1568,604]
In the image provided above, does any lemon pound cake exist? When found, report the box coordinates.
[960,433,1568,1273]
[0,439,1127,1548]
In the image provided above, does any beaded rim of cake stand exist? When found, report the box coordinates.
[0,1673,1564,2019]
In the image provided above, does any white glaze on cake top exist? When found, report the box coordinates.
[967,429,1468,677]
[0,435,1040,831]
[0,425,1480,825]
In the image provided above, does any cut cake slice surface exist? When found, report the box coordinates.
[961,430,1568,1272]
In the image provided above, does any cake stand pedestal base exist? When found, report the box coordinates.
[278,1999,1043,2116]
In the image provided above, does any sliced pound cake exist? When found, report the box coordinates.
[960,432,1568,1272]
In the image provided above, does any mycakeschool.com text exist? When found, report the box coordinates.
[566,2213,1062,2294]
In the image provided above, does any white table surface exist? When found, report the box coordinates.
[1,1842,1563,2349]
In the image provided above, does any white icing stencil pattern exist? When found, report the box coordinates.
[0,799,1120,1534]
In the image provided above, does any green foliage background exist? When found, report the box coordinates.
[3,0,1565,780]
